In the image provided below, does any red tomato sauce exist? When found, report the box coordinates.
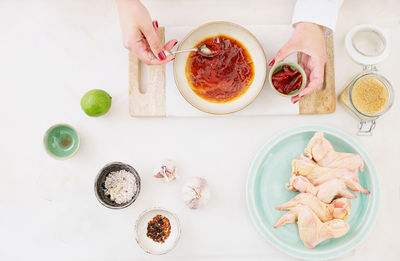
[271,65,303,95]
[186,35,254,103]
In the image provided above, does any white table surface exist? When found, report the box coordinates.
[0,0,399,260]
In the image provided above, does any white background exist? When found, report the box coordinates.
[0,0,399,260]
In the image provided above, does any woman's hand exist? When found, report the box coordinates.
[271,22,327,103]
[116,0,177,65]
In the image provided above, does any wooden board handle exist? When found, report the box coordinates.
[299,34,336,114]
[129,27,166,117]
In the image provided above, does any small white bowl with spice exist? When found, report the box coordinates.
[94,162,141,209]
[135,208,181,255]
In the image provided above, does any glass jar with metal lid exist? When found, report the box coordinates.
[339,24,394,135]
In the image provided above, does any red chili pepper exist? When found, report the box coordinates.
[272,65,303,95]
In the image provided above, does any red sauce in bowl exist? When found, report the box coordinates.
[271,65,303,95]
[186,35,254,103]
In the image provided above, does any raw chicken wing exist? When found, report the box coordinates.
[304,132,364,171]
[292,157,369,194]
[287,175,356,203]
[275,193,351,222]
[274,205,349,248]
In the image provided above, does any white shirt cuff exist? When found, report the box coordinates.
[292,0,343,32]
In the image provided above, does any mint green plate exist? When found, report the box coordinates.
[246,125,379,260]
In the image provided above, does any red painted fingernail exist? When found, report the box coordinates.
[269,59,275,67]
[152,20,158,29]
[172,40,178,47]
[158,51,166,60]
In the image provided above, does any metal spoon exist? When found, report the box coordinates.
[166,43,216,58]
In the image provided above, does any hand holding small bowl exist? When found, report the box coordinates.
[271,22,327,103]
[269,61,307,97]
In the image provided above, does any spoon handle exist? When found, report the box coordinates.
[165,48,197,56]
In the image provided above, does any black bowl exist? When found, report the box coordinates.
[94,162,141,209]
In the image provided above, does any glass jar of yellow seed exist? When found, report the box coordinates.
[339,72,393,134]
[339,24,394,135]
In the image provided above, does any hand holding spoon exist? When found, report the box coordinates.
[166,43,218,58]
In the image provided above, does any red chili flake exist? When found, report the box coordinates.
[146,215,171,243]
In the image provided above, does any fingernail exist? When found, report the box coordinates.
[269,59,275,67]
[158,51,166,60]
[172,40,178,47]
[152,20,158,29]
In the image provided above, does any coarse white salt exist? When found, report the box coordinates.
[105,170,136,204]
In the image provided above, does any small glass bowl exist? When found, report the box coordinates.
[135,208,181,255]
[268,61,307,97]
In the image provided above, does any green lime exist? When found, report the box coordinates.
[81,89,112,117]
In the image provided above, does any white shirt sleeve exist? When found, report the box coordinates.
[292,0,344,32]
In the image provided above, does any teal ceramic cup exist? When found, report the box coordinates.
[269,61,307,97]
[43,123,80,159]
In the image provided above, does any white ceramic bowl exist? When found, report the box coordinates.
[135,208,181,255]
[174,21,267,114]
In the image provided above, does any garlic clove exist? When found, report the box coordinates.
[182,177,210,209]
[154,160,177,182]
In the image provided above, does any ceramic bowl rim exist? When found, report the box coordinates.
[134,207,181,255]
[173,21,267,115]
[268,61,307,97]
[43,123,80,160]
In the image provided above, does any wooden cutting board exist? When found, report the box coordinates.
[129,28,166,117]
[129,27,335,117]
[299,35,336,114]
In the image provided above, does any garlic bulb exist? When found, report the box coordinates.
[182,177,210,209]
[154,160,177,182]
